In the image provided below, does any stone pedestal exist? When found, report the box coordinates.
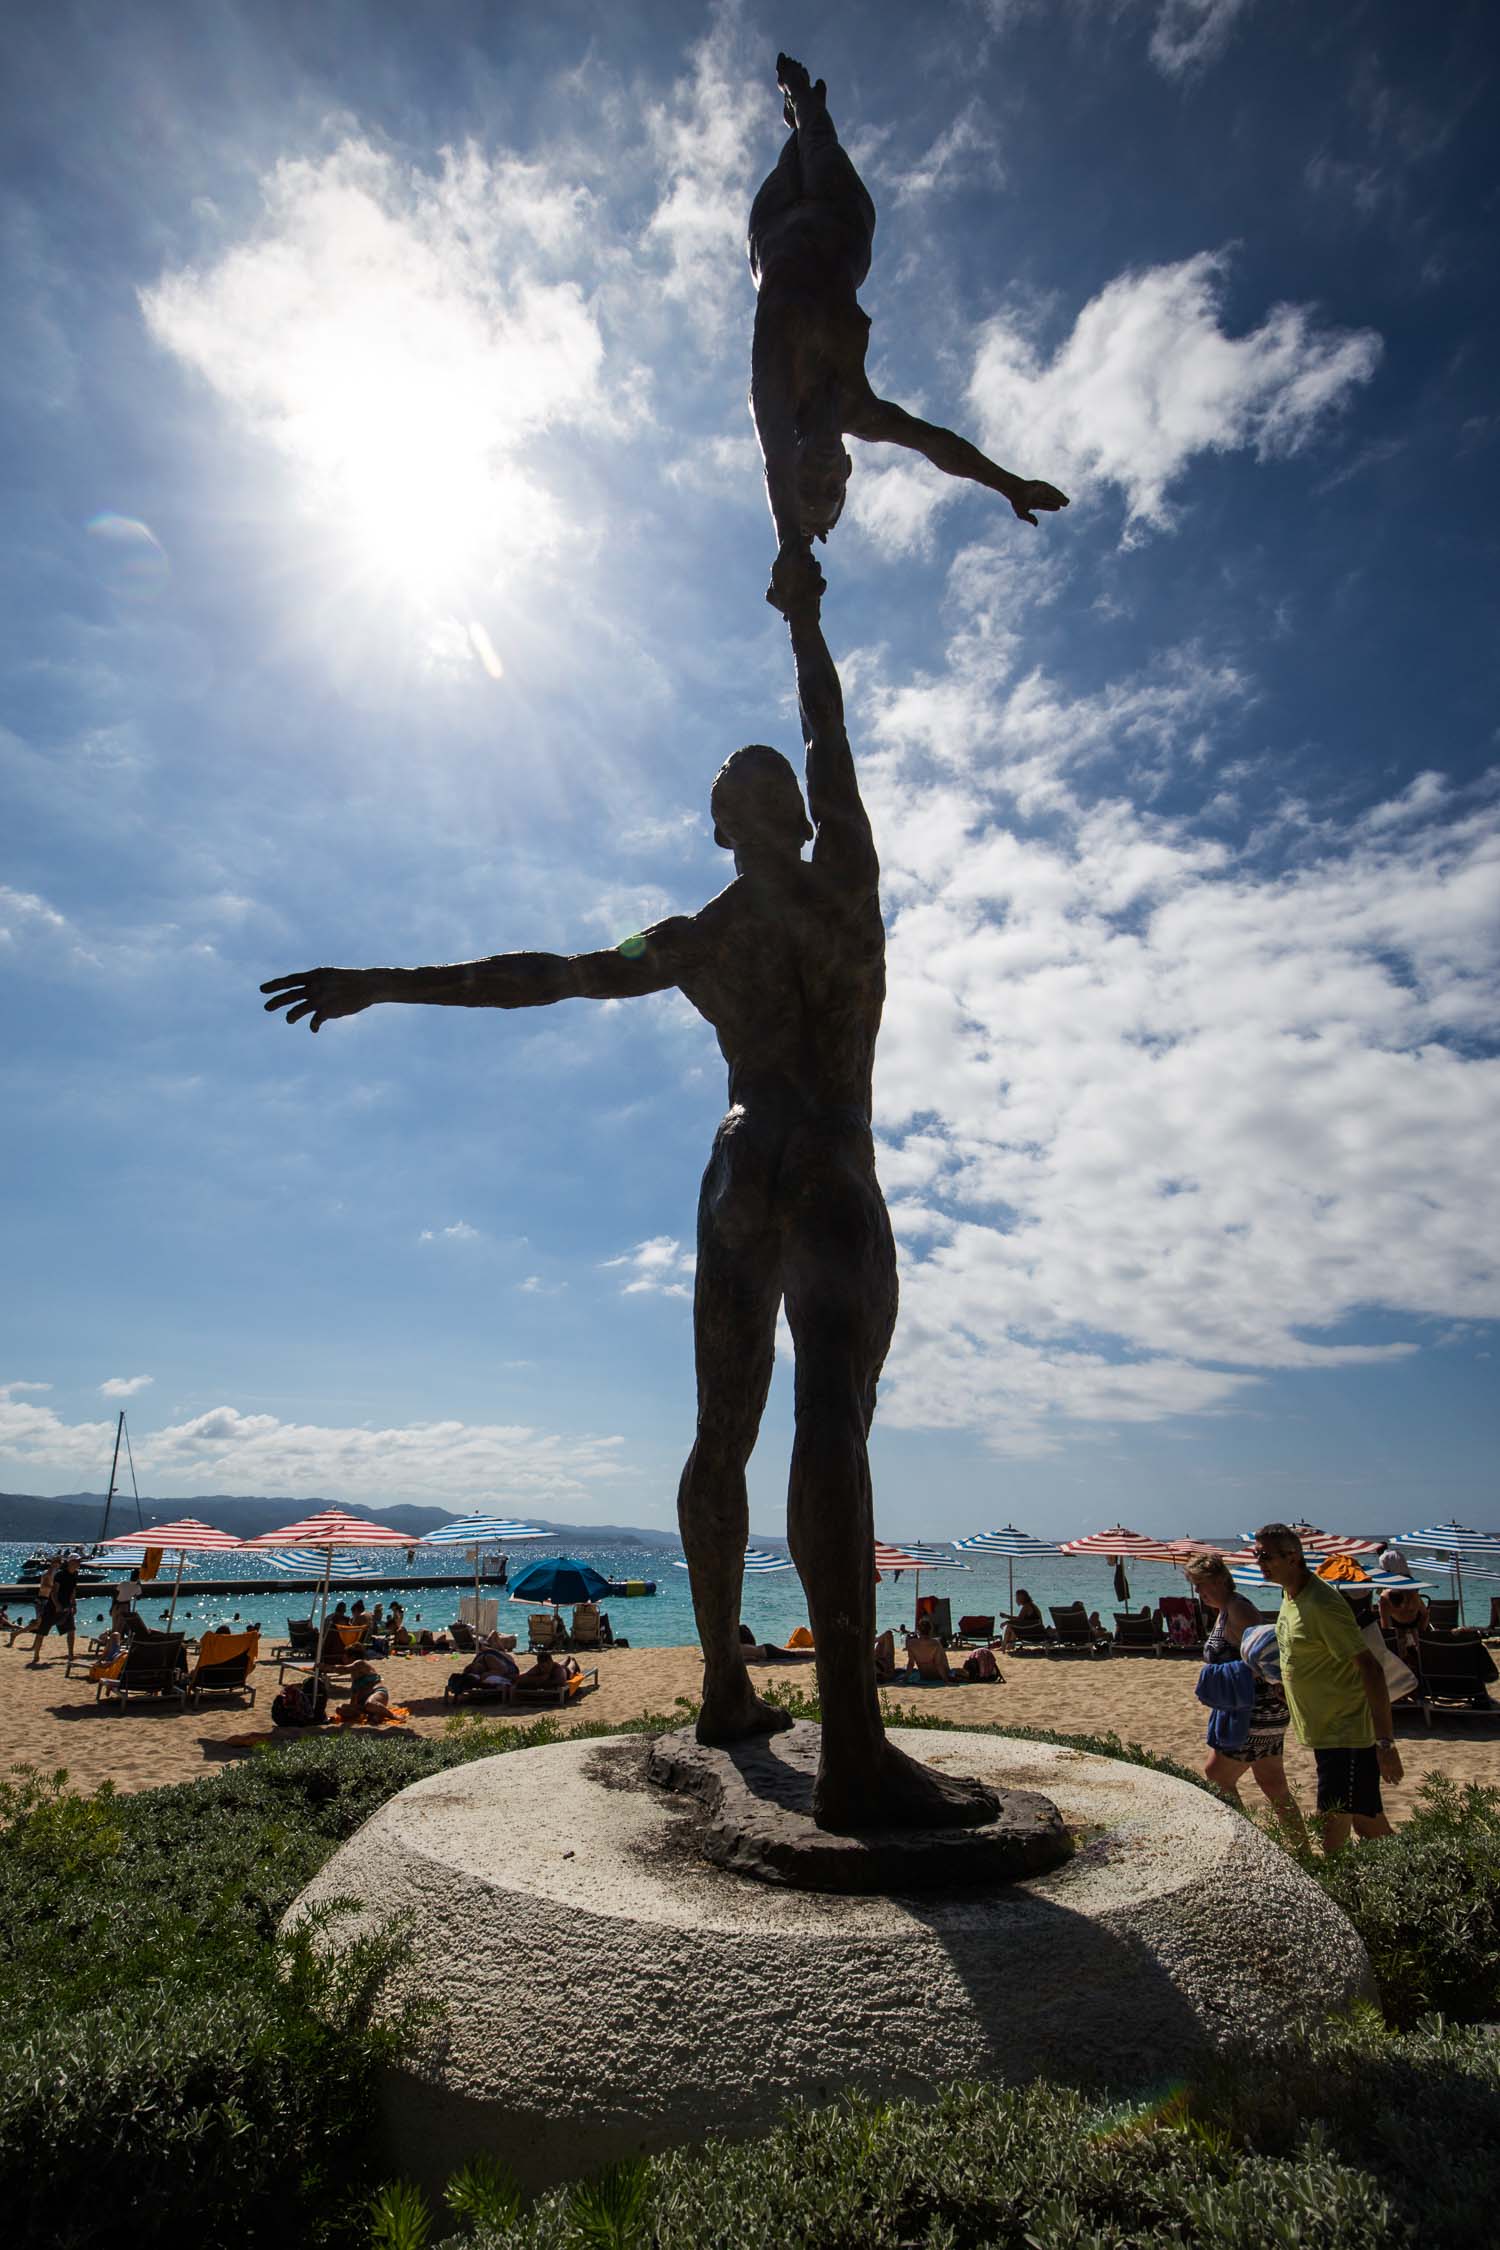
[286,1728,1370,2195]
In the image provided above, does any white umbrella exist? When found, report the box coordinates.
[874,1540,967,1617]
[671,1544,796,1574]
[424,1513,549,1623]
[1395,1522,1500,1623]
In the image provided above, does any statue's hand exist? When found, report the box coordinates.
[1008,479,1070,527]
[261,967,380,1033]
[766,539,825,619]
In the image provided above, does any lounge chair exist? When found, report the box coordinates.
[1157,1597,1204,1654]
[1415,1633,1500,1725]
[1006,1616,1054,1653]
[952,1615,997,1647]
[528,1612,564,1651]
[1112,1611,1163,1655]
[185,1629,260,1708]
[449,1619,478,1652]
[96,1632,188,1707]
[511,1663,598,1707]
[1486,1596,1500,1642]
[570,1602,603,1649]
[271,1618,317,1662]
[1050,1605,1108,1655]
[914,1597,954,1644]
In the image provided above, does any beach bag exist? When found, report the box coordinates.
[271,1681,327,1728]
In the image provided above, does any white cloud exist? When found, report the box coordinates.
[642,8,761,337]
[141,137,618,614]
[99,1375,154,1398]
[846,578,1500,1455]
[0,1390,629,1507]
[419,1220,482,1244]
[968,251,1381,531]
[1148,0,1255,79]
[601,1236,696,1299]
[889,100,1002,203]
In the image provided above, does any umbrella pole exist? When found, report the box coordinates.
[473,1543,481,1631]
[1008,1555,1015,1614]
[166,1553,184,1632]
[1455,1550,1465,1626]
[310,1551,332,1719]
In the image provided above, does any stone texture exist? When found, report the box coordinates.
[645,1720,1071,1890]
[286,1729,1371,2196]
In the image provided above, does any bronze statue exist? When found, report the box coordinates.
[262,549,997,1834]
[749,55,1068,608]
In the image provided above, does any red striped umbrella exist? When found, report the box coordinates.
[1237,1525,1381,1556]
[243,1511,424,1712]
[873,1541,964,1613]
[1057,1526,1175,1558]
[99,1517,244,1629]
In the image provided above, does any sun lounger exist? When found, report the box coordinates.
[528,1612,564,1651]
[1487,1597,1500,1642]
[570,1602,603,1649]
[914,1597,954,1644]
[1006,1617,1054,1653]
[185,1630,260,1708]
[511,1664,599,1707]
[1157,1597,1204,1654]
[1415,1633,1499,1725]
[449,1619,478,1652]
[271,1618,318,1662]
[1112,1611,1163,1655]
[1425,1599,1461,1633]
[1049,1605,1109,1655]
[952,1614,997,1647]
[96,1632,188,1707]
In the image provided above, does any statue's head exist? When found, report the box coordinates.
[711,744,814,855]
[795,431,852,540]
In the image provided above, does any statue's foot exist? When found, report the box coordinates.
[776,53,825,128]
[814,1738,1001,1835]
[696,1687,795,1747]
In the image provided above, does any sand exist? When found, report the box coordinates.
[3,1635,1498,1817]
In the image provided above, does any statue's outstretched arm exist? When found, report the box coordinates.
[772,551,877,889]
[261,921,695,1033]
[846,394,1069,526]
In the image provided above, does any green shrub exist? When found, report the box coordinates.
[1298,1775,1500,2026]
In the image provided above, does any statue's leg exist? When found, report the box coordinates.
[678,1200,790,1745]
[784,1161,999,1832]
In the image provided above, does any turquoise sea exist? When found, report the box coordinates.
[0,1539,1265,1642]
[3,1538,1476,1640]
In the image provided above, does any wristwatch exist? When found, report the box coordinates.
[1375,1736,1395,1749]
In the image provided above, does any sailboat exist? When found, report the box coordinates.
[18,1411,145,1583]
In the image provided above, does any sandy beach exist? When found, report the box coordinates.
[3,1635,1498,1817]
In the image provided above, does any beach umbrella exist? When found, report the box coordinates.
[873,1540,967,1615]
[1236,1524,1381,1556]
[507,1555,612,1611]
[244,1510,420,1714]
[670,1545,796,1574]
[1394,1521,1500,1621]
[1058,1526,1175,1558]
[425,1512,550,1620]
[1229,1561,1431,1596]
[98,1518,244,1630]
[264,1548,375,1578]
[952,1526,1058,1610]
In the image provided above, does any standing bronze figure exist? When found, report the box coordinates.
[263,551,996,1831]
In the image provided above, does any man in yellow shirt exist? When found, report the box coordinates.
[1256,1523,1402,1852]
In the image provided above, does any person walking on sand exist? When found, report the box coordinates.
[1254,1523,1402,1853]
[1184,1551,1304,1841]
[28,1551,81,1669]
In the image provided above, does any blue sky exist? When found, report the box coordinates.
[3,0,1497,1539]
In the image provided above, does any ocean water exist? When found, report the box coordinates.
[0,1539,1306,1642]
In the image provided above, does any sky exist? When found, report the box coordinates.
[2,0,1497,1542]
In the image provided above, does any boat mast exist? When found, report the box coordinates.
[98,1411,125,1545]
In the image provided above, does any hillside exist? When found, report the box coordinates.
[0,1492,681,1549]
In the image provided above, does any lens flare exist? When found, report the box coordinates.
[86,514,170,600]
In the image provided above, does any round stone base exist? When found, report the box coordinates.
[645,1719,1072,1889]
[287,1729,1370,2195]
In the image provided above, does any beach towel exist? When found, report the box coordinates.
[332,1702,411,1727]
[1194,1657,1255,1756]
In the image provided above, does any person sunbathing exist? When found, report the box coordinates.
[336,1660,392,1723]
[449,1641,520,1700]
[514,1649,566,1694]
[1000,1591,1044,1651]
[904,1624,953,1682]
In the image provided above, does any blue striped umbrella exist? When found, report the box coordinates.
[671,1545,796,1574]
[1395,1522,1500,1620]
[1230,1564,1431,1595]
[425,1514,550,1617]
[953,1526,1058,1608]
[265,1549,375,1579]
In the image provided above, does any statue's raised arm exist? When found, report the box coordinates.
[747,54,1068,610]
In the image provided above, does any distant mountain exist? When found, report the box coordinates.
[0,1492,682,1550]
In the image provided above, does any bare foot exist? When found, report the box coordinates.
[814,1738,1000,1834]
[776,53,826,129]
[696,1687,795,1747]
